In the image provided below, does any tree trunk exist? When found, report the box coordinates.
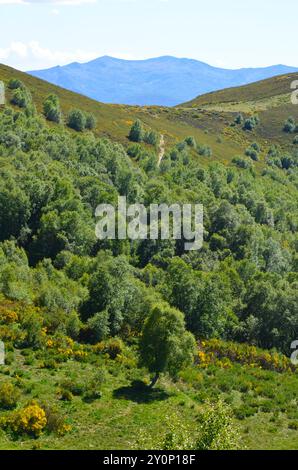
[149,372,159,388]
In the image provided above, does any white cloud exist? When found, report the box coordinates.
[0,42,28,59]
[0,41,100,70]
[0,0,24,3]
[0,39,142,71]
[0,0,97,5]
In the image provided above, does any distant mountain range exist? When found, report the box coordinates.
[28,56,298,107]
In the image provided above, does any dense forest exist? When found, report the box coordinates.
[0,78,297,449]
[1,80,297,351]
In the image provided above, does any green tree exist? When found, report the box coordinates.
[43,94,62,123]
[8,78,25,90]
[245,144,259,161]
[0,182,31,241]
[243,115,260,131]
[128,119,144,142]
[144,130,159,146]
[283,117,296,133]
[85,113,97,130]
[197,144,212,157]
[139,303,196,387]
[191,274,234,338]
[67,108,86,131]
[234,113,243,125]
[86,311,110,343]
[84,256,145,336]
[184,136,197,148]
[10,88,29,108]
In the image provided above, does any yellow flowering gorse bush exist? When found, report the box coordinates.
[7,403,47,437]
[198,339,295,373]
[45,335,88,360]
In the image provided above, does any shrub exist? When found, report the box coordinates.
[209,233,227,251]
[283,117,296,133]
[43,94,62,123]
[134,413,194,450]
[280,154,297,169]
[0,382,20,410]
[128,120,144,142]
[41,358,57,370]
[83,370,106,401]
[127,144,142,158]
[8,79,24,90]
[197,144,212,157]
[106,338,124,359]
[288,421,298,431]
[176,141,187,151]
[184,136,197,148]
[178,367,203,389]
[67,109,86,131]
[0,131,22,150]
[251,141,261,152]
[59,377,84,397]
[245,146,259,161]
[261,402,274,413]
[243,115,260,131]
[234,114,243,125]
[97,338,124,359]
[232,156,253,169]
[199,339,295,373]
[58,388,73,402]
[18,310,44,349]
[234,405,256,420]
[85,113,97,130]
[293,135,298,144]
[196,400,241,450]
[5,403,47,437]
[58,370,105,402]
[0,305,18,323]
[41,404,72,436]
[4,351,14,365]
[10,88,29,108]
[144,130,159,146]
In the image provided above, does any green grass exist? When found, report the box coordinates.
[180,72,298,150]
[182,72,298,107]
[0,347,297,450]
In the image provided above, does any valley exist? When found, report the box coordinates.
[0,64,297,451]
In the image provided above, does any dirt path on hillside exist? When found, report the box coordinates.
[157,134,165,167]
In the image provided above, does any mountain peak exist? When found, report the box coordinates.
[28,57,298,106]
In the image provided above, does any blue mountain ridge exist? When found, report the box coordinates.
[28,55,298,107]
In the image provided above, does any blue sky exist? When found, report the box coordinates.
[0,0,297,71]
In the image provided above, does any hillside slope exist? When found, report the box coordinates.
[28,56,298,106]
[180,72,298,145]
[1,63,298,160]
[0,63,246,162]
[182,72,298,107]
[0,64,297,452]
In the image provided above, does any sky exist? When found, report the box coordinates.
[0,0,297,71]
